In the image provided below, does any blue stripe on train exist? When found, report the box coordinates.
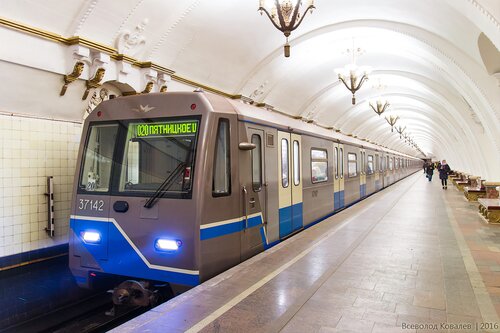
[360,184,366,197]
[70,218,200,286]
[200,214,263,241]
[279,202,303,238]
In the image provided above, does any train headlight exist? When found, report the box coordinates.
[81,231,101,244]
[155,239,182,252]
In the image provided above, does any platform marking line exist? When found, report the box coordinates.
[185,174,420,333]
[443,195,500,325]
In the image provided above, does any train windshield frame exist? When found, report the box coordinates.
[78,116,201,199]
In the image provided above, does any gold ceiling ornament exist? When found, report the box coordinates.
[335,40,371,105]
[141,81,154,94]
[60,61,85,96]
[258,0,315,57]
[82,68,106,100]
[369,99,390,116]
[385,114,399,132]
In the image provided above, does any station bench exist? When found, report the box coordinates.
[477,182,500,224]
[463,176,485,202]
[478,198,500,224]
[451,171,467,187]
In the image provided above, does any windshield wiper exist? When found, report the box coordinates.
[144,162,186,208]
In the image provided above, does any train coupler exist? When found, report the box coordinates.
[110,280,158,307]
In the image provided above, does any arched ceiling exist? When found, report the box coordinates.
[0,0,499,178]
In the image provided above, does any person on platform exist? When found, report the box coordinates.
[426,162,435,181]
[439,160,451,189]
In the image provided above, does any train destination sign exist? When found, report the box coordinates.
[134,121,198,137]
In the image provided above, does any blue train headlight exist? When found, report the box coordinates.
[81,231,101,244]
[155,239,182,252]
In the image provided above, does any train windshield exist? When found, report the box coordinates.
[117,119,199,197]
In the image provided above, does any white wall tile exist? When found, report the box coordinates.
[0,115,82,257]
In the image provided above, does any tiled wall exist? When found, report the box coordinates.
[0,115,82,257]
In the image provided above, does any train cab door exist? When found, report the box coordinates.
[277,131,303,239]
[360,148,366,197]
[374,153,380,190]
[241,128,267,260]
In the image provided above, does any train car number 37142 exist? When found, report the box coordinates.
[78,199,105,211]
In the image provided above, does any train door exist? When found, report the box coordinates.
[374,153,380,190]
[360,148,366,197]
[241,127,267,260]
[277,131,303,239]
[338,144,345,208]
[333,143,345,209]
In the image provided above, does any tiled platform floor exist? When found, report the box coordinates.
[114,173,500,333]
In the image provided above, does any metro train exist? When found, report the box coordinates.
[69,91,422,305]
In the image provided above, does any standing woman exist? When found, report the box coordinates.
[439,159,451,189]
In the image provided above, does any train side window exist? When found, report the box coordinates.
[340,148,344,178]
[293,140,300,186]
[281,139,289,188]
[251,134,262,192]
[389,157,393,170]
[311,149,328,183]
[334,147,339,179]
[367,155,374,174]
[348,153,357,178]
[213,119,231,197]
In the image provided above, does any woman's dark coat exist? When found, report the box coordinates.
[439,164,451,179]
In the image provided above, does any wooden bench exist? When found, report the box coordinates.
[456,180,470,192]
[478,198,500,224]
[451,171,466,186]
[463,176,484,201]
[464,187,486,202]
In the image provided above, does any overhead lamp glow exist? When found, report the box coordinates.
[335,40,371,105]
[155,239,182,252]
[82,231,101,244]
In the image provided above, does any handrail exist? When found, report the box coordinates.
[242,186,248,229]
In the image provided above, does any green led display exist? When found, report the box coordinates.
[135,121,198,137]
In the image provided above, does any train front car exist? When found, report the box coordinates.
[69,92,211,299]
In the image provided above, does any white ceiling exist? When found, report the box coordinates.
[0,0,499,177]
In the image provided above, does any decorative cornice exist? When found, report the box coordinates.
[171,74,238,99]
[0,17,240,98]
[0,17,66,43]
[135,61,175,75]
[66,36,117,54]
[111,54,138,63]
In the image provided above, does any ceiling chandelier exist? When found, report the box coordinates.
[335,40,371,105]
[369,99,390,116]
[395,125,406,139]
[259,0,315,57]
[369,79,389,115]
[385,114,399,132]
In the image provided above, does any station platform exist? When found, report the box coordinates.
[113,173,500,333]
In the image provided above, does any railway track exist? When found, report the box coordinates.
[1,292,147,333]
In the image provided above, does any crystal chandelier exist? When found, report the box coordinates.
[259,0,315,57]
[335,41,371,105]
